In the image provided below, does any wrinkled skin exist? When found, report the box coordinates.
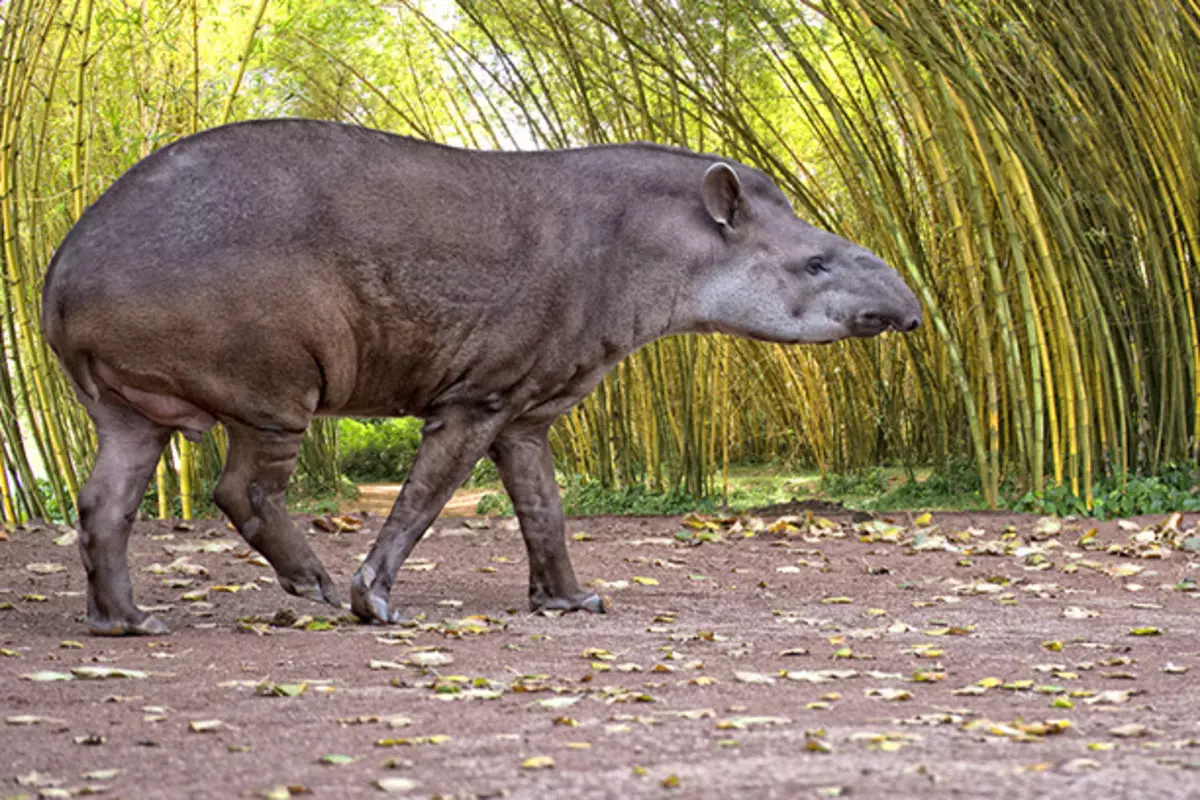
[41,120,921,634]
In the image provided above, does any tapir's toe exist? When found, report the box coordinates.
[578,591,608,614]
[350,565,405,624]
[87,612,170,637]
[532,589,608,615]
[278,564,343,608]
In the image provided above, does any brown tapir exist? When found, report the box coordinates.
[41,119,921,635]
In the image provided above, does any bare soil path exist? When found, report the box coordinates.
[3,510,1199,799]
[349,485,489,518]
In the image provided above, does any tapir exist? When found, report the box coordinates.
[41,119,921,635]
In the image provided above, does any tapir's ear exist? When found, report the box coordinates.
[702,162,745,229]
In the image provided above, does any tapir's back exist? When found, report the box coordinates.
[45,121,529,309]
[40,120,666,427]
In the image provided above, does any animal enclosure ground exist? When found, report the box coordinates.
[2,509,1199,799]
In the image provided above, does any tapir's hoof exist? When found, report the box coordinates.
[532,590,608,614]
[87,612,170,637]
[278,565,343,608]
[350,566,405,625]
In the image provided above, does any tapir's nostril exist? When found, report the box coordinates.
[902,316,921,332]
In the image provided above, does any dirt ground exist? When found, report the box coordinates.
[3,506,1199,800]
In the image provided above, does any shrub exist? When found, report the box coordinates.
[475,492,513,516]
[1014,461,1200,519]
[560,478,715,516]
[338,417,422,482]
[820,468,887,497]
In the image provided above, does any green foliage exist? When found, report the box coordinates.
[868,461,986,512]
[139,478,220,520]
[34,480,68,523]
[1014,462,1200,519]
[287,488,345,517]
[820,469,888,498]
[339,417,496,486]
[475,492,513,516]
[5,0,1200,523]
[466,458,500,488]
[338,418,423,483]
[560,479,717,517]
[473,478,716,518]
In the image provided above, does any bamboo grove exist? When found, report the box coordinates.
[0,0,1197,522]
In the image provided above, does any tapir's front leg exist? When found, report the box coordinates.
[489,423,604,613]
[351,405,506,624]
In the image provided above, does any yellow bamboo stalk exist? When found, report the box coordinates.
[1003,143,1091,505]
[219,0,270,125]
[0,442,16,523]
[179,438,193,520]
[155,457,168,520]
[70,0,92,220]
[191,0,200,132]
[0,0,79,511]
[1031,282,1062,486]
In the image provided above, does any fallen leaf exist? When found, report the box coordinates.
[319,754,357,766]
[21,670,73,682]
[782,669,859,683]
[522,755,555,770]
[536,696,580,710]
[374,735,450,747]
[406,651,453,667]
[734,671,775,685]
[25,562,67,575]
[189,719,224,733]
[257,680,308,697]
[83,769,120,781]
[72,666,147,680]
[377,777,420,792]
[1109,723,1148,738]
[715,715,790,730]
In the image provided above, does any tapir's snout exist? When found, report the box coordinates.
[896,304,922,332]
[850,282,922,338]
[884,271,923,333]
[896,286,923,332]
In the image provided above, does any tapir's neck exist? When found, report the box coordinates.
[607,232,705,356]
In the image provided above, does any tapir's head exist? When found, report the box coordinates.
[678,162,922,344]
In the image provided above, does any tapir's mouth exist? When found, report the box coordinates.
[850,314,892,337]
[850,310,921,338]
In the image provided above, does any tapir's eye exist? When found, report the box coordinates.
[805,257,828,276]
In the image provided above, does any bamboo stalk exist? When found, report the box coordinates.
[219,0,269,125]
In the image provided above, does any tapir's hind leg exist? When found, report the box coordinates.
[77,400,172,635]
[213,423,341,607]
[489,423,603,614]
